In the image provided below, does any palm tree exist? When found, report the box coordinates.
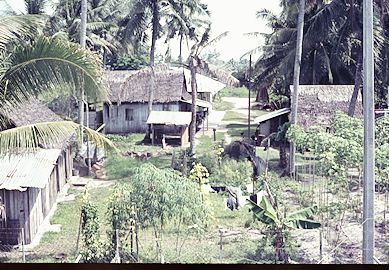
[25,0,47,14]
[164,0,210,63]
[188,27,228,153]
[289,0,305,176]
[0,15,113,153]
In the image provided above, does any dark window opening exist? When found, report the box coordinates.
[125,109,134,121]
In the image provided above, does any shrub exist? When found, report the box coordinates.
[209,158,253,190]
[195,152,219,174]
[80,191,106,263]
[130,164,211,260]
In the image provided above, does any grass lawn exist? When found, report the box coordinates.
[17,187,113,263]
[223,111,247,122]
[217,87,256,98]
[213,99,235,111]
[196,132,225,154]
[226,123,256,141]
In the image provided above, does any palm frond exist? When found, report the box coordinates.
[0,15,46,51]
[0,121,118,155]
[1,36,107,106]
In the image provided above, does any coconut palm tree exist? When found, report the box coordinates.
[0,14,114,153]
[164,0,210,63]
[49,0,125,54]
[25,0,47,14]
[188,26,228,153]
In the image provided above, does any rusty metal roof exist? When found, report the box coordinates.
[0,149,62,191]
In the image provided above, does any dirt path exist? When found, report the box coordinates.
[195,97,258,146]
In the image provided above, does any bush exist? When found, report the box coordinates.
[209,158,253,190]
[195,153,219,174]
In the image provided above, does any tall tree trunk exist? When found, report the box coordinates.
[146,0,159,140]
[189,55,197,154]
[179,33,183,64]
[79,0,87,141]
[289,0,305,176]
[348,53,363,117]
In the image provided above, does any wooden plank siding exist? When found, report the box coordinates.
[103,102,187,134]
[0,147,73,245]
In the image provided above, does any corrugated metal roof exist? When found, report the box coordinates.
[180,68,226,95]
[181,99,212,109]
[147,111,191,126]
[254,108,290,124]
[0,149,62,191]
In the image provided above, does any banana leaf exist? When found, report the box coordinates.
[247,197,280,226]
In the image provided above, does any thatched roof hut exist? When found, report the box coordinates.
[1,98,62,130]
[105,66,191,104]
[293,85,362,128]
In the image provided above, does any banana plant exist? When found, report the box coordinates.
[247,194,321,263]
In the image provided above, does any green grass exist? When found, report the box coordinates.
[213,99,235,111]
[24,187,114,263]
[105,133,168,153]
[196,132,225,154]
[252,110,269,118]
[223,111,247,122]
[218,87,256,98]
[226,123,256,141]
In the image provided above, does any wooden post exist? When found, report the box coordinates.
[319,229,323,263]
[219,230,223,250]
[21,228,25,263]
[151,124,155,146]
[265,138,270,178]
[213,128,216,142]
[207,109,209,131]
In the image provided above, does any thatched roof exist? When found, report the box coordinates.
[293,85,362,128]
[197,59,240,87]
[2,98,62,127]
[105,66,191,104]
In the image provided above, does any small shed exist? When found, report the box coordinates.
[292,85,362,128]
[254,108,290,139]
[146,111,191,147]
[0,149,72,245]
[0,99,73,245]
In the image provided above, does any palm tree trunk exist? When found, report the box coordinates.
[149,0,159,67]
[189,55,197,154]
[289,0,305,176]
[179,33,183,64]
[146,0,159,140]
[79,0,87,143]
[348,53,363,117]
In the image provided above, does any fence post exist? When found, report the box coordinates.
[219,230,223,250]
[319,229,323,263]
[116,229,120,263]
[21,228,25,263]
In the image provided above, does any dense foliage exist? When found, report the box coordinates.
[252,0,389,109]
[287,111,389,185]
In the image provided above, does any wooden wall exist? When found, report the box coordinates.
[0,146,73,245]
[103,102,181,134]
